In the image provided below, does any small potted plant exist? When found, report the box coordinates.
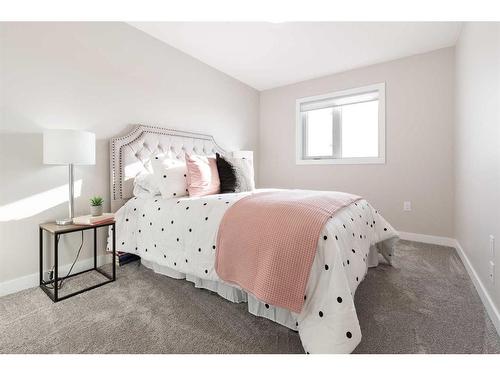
[90,196,104,216]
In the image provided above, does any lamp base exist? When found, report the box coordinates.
[56,218,73,226]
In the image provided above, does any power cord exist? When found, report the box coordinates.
[46,231,84,290]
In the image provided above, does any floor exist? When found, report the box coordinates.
[1,240,499,354]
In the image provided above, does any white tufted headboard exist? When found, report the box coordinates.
[110,125,226,211]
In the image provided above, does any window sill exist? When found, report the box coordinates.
[296,157,385,165]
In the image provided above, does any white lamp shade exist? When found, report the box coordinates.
[43,129,96,165]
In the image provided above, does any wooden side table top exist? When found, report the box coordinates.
[40,220,115,235]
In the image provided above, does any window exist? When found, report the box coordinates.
[296,83,385,164]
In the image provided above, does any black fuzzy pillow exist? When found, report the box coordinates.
[216,153,238,193]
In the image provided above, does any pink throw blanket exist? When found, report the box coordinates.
[215,190,362,313]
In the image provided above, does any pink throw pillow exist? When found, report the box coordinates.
[185,154,221,197]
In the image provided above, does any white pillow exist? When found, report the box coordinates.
[151,155,189,198]
[133,173,160,197]
[229,156,255,192]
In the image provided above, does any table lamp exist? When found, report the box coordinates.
[43,129,96,225]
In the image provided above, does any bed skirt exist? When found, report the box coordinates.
[140,244,384,331]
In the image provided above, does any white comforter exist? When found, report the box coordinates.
[113,189,398,353]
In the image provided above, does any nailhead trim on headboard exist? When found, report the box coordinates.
[110,125,226,212]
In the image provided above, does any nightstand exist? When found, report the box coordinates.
[39,221,116,302]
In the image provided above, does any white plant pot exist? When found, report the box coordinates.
[90,205,103,217]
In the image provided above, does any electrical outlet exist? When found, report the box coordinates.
[403,201,412,211]
[489,261,495,284]
[490,235,495,259]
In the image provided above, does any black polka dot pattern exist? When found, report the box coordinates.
[117,196,392,351]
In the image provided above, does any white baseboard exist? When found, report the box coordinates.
[0,254,110,298]
[0,272,39,298]
[454,240,500,336]
[398,231,456,247]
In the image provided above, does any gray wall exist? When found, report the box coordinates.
[259,48,455,237]
[0,22,259,285]
[455,23,500,317]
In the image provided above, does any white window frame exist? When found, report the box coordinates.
[295,82,386,165]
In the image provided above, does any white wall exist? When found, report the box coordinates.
[455,23,500,320]
[259,48,455,237]
[0,22,259,289]
[3,22,497,313]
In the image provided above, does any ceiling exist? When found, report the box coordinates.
[130,22,462,91]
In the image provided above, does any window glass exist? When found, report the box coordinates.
[305,108,333,157]
[341,100,379,158]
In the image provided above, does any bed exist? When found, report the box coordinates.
[109,125,398,354]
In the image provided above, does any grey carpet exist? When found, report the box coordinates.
[0,240,499,354]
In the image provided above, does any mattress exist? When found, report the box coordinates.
[111,189,398,353]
